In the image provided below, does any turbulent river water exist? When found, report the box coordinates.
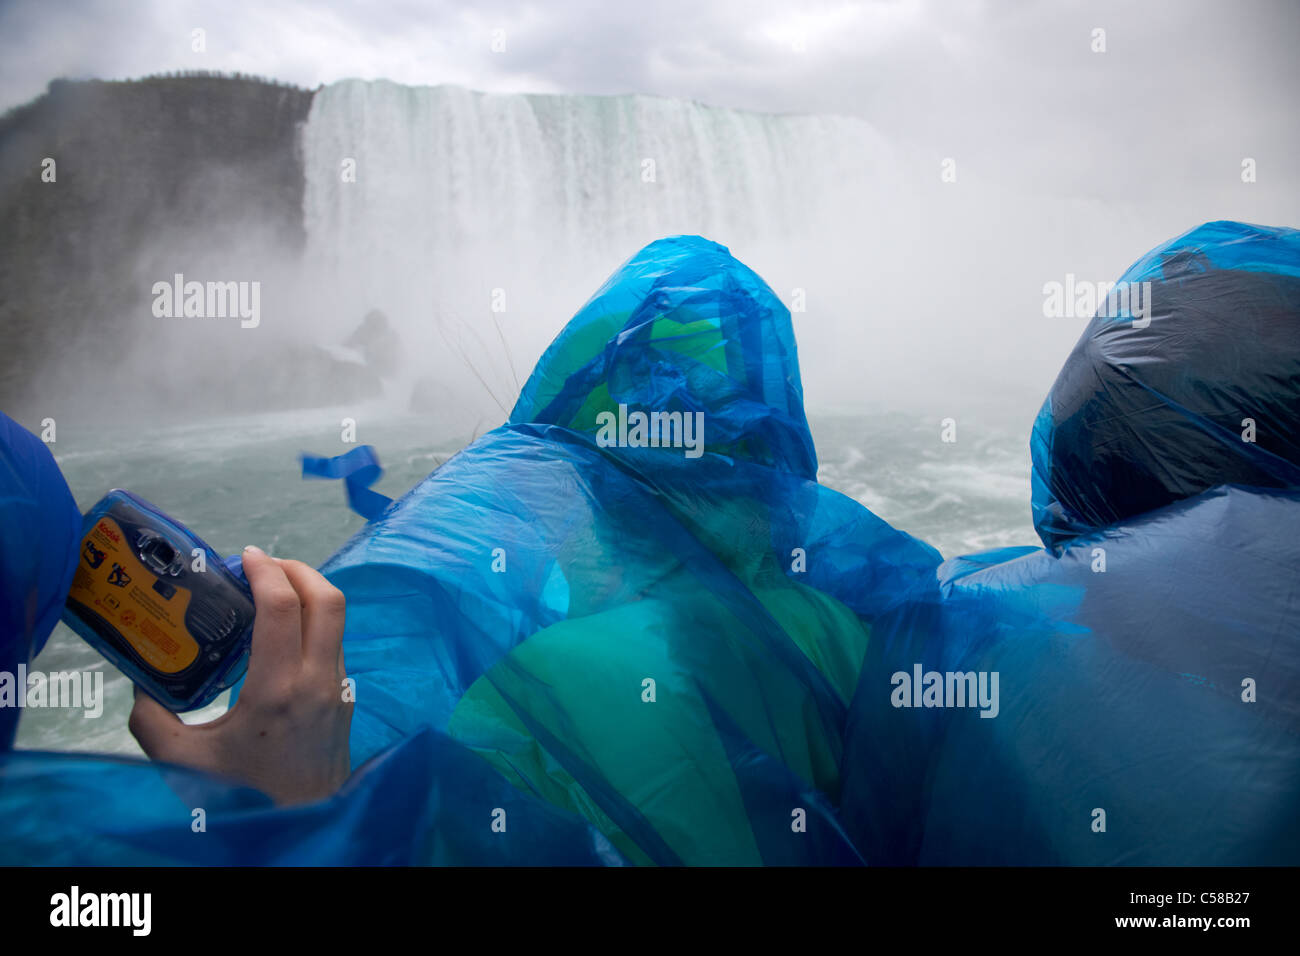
[18,406,1036,755]
[14,79,1058,756]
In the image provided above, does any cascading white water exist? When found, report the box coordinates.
[302,80,888,282]
[298,80,895,420]
[24,80,1085,756]
[297,79,1144,423]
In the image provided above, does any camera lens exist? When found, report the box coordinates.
[150,540,177,565]
[137,531,180,573]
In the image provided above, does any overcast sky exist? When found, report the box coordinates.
[1,0,1294,424]
[1,0,1296,207]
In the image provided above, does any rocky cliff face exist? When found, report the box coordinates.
[0,74,354,420]
[1,73,887,428]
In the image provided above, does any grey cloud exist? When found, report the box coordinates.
[1,0,1295,213]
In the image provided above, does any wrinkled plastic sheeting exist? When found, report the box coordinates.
[842,222,1300,864]
[0,236,938,865]
[327,236,938,864]
[0,413,81,750]
[0,727,624,865]
[1031,221,1300,552]
[3,226,1298,865]
[0,427,619,866]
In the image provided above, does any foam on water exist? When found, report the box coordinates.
[295,80,910,420]
[16,81,1056,755]
[17,411,1034,755]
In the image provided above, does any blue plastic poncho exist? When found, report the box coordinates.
[1,224,1296,865]
[0,413,82,751]
[842,220,1300,864]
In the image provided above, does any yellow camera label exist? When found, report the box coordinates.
[68,517,200,674]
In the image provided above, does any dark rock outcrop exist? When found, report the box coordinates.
[0,74,317,419]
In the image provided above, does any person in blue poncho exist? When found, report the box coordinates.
[0,412,85,756]
[0,221,1295,866]
[0,411,355,806]
[0,408,622,866]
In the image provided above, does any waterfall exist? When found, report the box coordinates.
[298,80,892,418]
[296,79,1134,421]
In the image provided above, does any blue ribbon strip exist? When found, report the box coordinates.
[301,444,394,521]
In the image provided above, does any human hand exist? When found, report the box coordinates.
[129,545,353,805]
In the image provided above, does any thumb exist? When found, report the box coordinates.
[128,686,195,763]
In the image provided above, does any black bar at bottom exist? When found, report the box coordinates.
[0,865,1289,940]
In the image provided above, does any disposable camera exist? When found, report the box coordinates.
[62,490,256,712]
